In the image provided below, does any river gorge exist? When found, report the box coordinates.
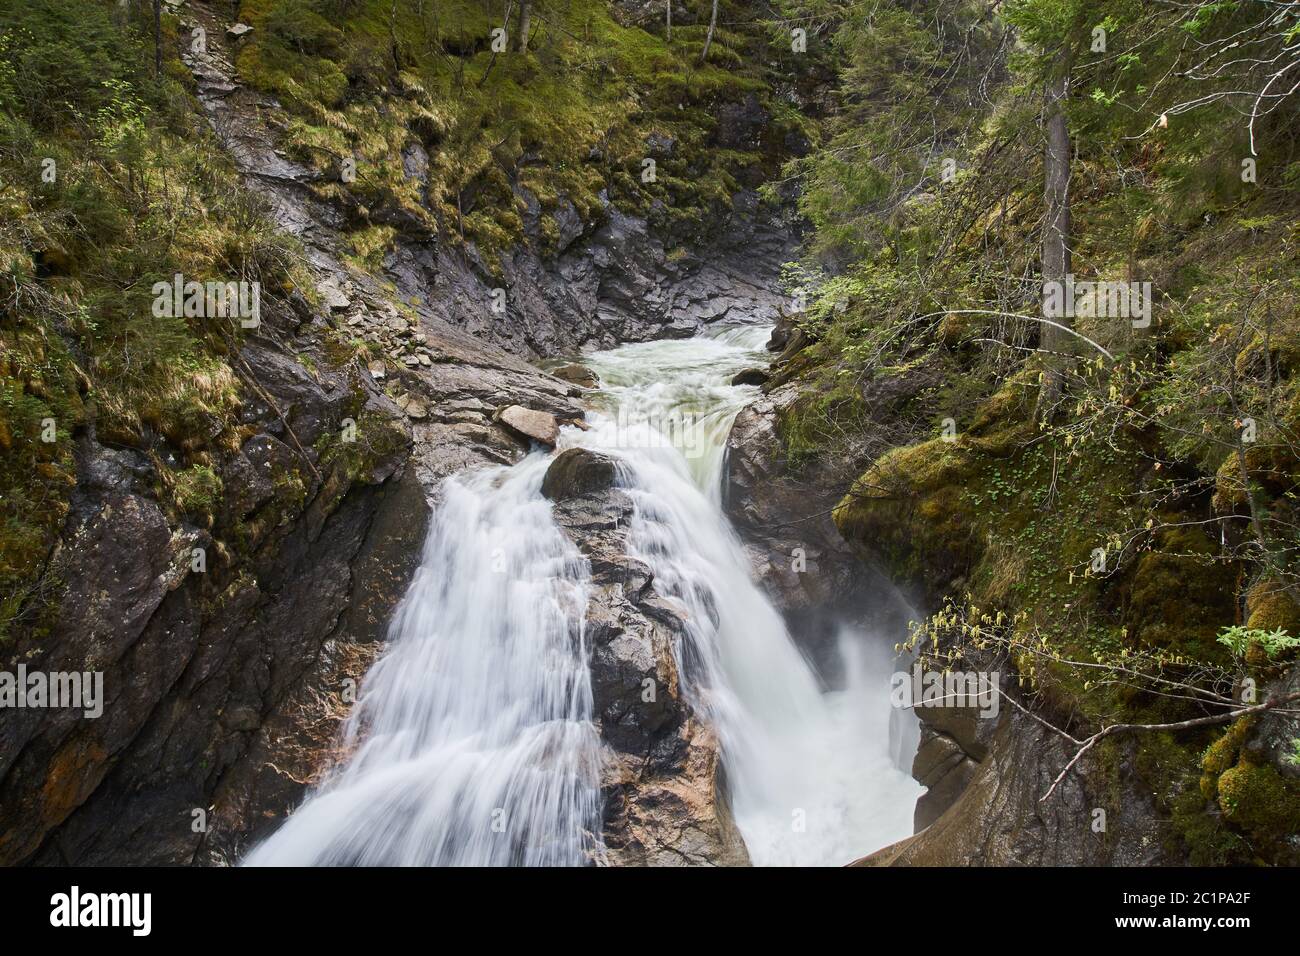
[3,0,1296,881]
[245,325,921,866]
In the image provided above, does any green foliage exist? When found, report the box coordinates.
[781,0,1006,262]
[0,0,308,637]
[0,0,155,131]
[170,465,224,521]
[233,0,800,265]
[787,0,1299,861]
[1216,625,1300,662]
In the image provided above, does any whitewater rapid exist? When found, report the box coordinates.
[245,323,920,867]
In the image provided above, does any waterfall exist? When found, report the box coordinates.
[244,455,602,866]
[577,327,921,865]
[246,323,920,867]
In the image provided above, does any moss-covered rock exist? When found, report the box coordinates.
[1215,759,1300,852]
[1122,527,1237,659]
[834,438,983,593]
[1245,578,1300,634]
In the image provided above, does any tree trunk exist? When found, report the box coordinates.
[1040,69,1072,353]
[666,0,672,42]
[516,0,531,52]
[1038,68,1073,412]
[153,0,163,76]
[700,0,718,64]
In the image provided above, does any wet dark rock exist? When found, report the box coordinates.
[857,706,1174,865]
[716,94,769,151]
[221,434,297,523]
[549,487,749,865]
[766,312,797,352]
[730,367,769,387]
[3,362,427,865]
[490,199,794,358]
[645,131,677,157]
[401,141,430,185]
[74,442,151,505]
[723,385,917,676]
[542,448,620,501]
[911,730,981,830]
[550,199,586,254]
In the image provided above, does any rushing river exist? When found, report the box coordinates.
[245,324,920,867]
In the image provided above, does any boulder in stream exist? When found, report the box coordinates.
[731,367,769,386]
[542,448,620,500]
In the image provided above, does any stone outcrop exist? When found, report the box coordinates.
[909,698,990,832]
[0,9,578,866]
[551,364,600,388]
[855,706,1172,866]
[548,483,749,866]
[724,383,917,675]
[0,2,792,867]
[542,448,620,500]
[730,368,769,387]
[0,321,426,865]
[497,405,561,447]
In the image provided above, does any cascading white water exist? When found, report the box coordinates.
[244,454,603,866]
[576,326,921,865]
[246,322,920,867]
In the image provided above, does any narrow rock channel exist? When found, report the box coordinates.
[245,325,921,866]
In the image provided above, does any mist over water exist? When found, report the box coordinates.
[246,323,920,867]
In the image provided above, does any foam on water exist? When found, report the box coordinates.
[246,323,920,867]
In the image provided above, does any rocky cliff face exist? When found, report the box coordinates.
[856,707,1174,866]
[723,338,917,679]
[727,316,1193,866]
[0,302,427,864]
[185,5,794,366]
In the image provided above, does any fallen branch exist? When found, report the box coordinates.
[1040,689,1300,803]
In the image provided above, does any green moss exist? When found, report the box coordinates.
[1200,717,1254,795]
[1193,716,1300,862]
[1116,726,1249,866]
[834,437,983,587]
[1216,760,1300,845]
[344,224,398,273]
[170,465,223,522]
[316,406,409,487]
[1245,579,1300,634]
[231,0,796,259]
[1122,528,1237,660]
[1170,785,1251,866]
[778,380,867,465]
